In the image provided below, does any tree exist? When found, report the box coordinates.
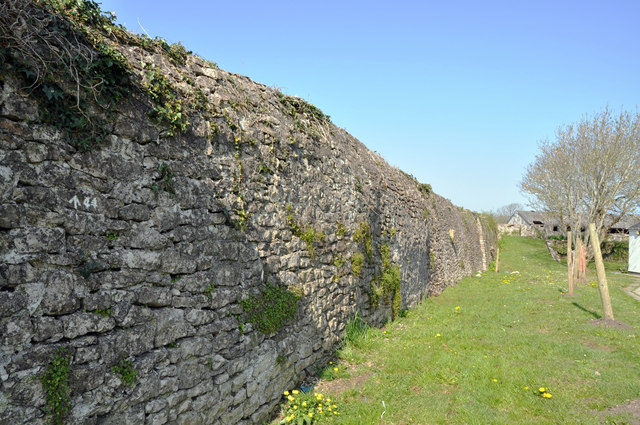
[520,107,640,247]
[493,203,524,224]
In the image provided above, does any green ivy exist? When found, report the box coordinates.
[143,64,189,136]
[41,347,72,425]
[240,283,301,334]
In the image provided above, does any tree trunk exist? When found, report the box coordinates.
[588,223,614,320]
[567,231,574,296]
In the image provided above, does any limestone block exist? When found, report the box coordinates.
[154,309,190,347]
[61,312,115,339]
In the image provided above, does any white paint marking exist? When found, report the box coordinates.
[69,195,80,209]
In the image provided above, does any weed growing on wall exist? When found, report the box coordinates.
[351,252,364,277]
[286,205,325,257]
[112,359,137,386]
[41,347,72,425]
[370,243,402,318]
[152,163,176,194]
[353,221,372,261]
[240,283,301,334]
[418,182,432,196]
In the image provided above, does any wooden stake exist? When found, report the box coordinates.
[567,231,574,296]
[495,247,500,272]
[588,223,614,320]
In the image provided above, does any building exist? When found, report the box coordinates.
[504,210,639,240]
[504,211,563,238]
[629,223,640,274]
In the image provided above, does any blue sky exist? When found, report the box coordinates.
[99,0,640,212]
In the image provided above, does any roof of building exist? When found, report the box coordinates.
[609,215,640,230]
[512,211,639,230]
[630,222,640,231]
[513,211,561,226]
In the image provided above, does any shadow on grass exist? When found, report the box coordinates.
[572,302,601,319]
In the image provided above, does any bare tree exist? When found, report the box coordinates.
[493,203,524,223]
[520,107,640,247]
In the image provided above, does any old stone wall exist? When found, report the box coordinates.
[0,38,497,424]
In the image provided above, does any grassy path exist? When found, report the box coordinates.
[306,236,640,425]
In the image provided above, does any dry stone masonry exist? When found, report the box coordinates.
[0,3,497,423]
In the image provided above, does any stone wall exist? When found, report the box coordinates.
[0,33,497,424]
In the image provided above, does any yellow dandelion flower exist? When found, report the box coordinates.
[284,390,289,396]
[493,379,498,383]
[539,387,545,393]
[308,412,313,418]
[524,386,529,390]
[287,395,294,401]
[292,390,299,395]
[436,333,441,337]
[302,401,307,407]
[334,367,338,372]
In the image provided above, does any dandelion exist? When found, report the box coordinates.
[308,412,313,418]
[284,390,290,396]
[543,393,552,398]
[436,333,441,337]
[539,387,545,393]
[524,386,529,390]
[292,390,299,395]
[493,379,498,383]
[334,367,338,372]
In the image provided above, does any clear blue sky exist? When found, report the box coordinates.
[99,0,640,212]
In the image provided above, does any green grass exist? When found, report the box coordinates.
[310,236,640,425]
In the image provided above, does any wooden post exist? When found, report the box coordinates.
[588,223,614,320]
[567,231,574,296]
[580,243,587,282]
[495,247,500,272]
[573,238,582,284]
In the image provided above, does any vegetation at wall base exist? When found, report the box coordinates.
[306,236,640,424]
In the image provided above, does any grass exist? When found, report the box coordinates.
[305,236,640,425]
